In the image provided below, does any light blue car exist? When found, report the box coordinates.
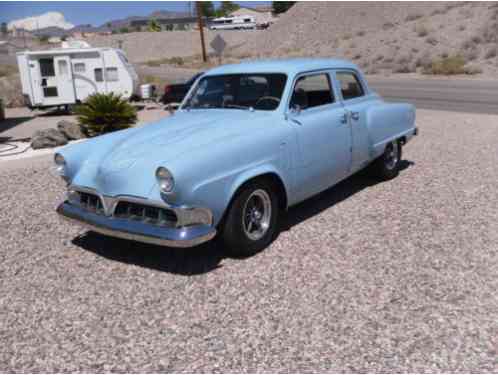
[55,58,418,256]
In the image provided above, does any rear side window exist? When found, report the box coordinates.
[74,62,85,73]
[94,68,103,82]
[105,67,119,81]
[336,71,364,100]
[290,73,333,110]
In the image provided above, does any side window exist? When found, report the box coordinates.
[94,68,103,82]
[336,71,365,100]
[105,67,119,81]
[290,73,333,110]
[58,60,68,76]
[74,62,85,73]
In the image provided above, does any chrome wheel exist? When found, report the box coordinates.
[385,141,399,170]
[242,189,272,241]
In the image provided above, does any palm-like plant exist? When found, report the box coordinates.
[75,93,137,137]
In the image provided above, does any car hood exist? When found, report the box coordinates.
[71,109,275,197]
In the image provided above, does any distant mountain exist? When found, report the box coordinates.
[97,10,191,30]
[7,12,74,31]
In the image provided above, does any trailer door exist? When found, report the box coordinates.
[53,55,76,105]
[36,55,75,107]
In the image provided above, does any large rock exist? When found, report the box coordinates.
[31,128,68,150]
[57,120,86,140]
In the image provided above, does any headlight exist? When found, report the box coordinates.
[54,153,66,176]
[156,167,174,193]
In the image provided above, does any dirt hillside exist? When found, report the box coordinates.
[240,1,498,75]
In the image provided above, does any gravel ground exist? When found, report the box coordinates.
[1,109,497,372]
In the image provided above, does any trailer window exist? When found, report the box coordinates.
[94,68,103,82]
[58,60,68,76]
[39,58,55,77]
[105,67,119,82]
[74,63,85,73]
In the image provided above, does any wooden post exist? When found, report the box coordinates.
[196,2,208,63]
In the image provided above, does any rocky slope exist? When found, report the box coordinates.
[240,1,498,75]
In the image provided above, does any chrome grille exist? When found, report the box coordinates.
[114,201,177,226]
[78,191,105,215]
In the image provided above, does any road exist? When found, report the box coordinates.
[368,77,498,114]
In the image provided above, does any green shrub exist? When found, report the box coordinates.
[424,55,466,75]
[75,93,137,137]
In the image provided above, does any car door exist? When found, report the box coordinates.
[333,70,371,172]
[287,71,352,198]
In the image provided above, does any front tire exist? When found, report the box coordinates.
[221,180,280,257]
[371,140,402,180]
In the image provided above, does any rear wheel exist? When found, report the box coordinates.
[371,140,402,180]
[221,180,279,257]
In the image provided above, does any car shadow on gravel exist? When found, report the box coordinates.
[72,233,225,276]
[72,160,413,275]
[281,160,414,231]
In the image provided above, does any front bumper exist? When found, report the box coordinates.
[57,201,217,248]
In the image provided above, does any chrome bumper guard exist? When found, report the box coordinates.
[57,202,216,247]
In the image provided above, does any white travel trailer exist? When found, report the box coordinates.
[209,15,256,30]
[16,43,139,109]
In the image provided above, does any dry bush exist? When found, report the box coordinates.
[405,13,423,22]
[382,22,395,30]
[374,54,384,61]
[0,65,17,78]
[482,21,498,42]
[462,47,479,61]
[353,53,362,60]
[356,30,365,37]
[485,46,497,59]
[393,62,416,73]
[426,36,438,46]
[431,8,446,16]
[463,64,483,75]
[471,35,483,44]
[424,55,466,75]
[458,25,466,31]
[342,33,352,40]
[415,24,429,37]
[396,54,412,65]
[415,52,432,69]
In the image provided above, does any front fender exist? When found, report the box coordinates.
[189,162,289,226]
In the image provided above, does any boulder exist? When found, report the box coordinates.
[31,128,68,149]
[57,120,86,140]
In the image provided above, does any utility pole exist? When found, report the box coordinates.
[196,2,207,62]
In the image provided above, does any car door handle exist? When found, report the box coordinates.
[350,111,360,121]
[340,113,348,124]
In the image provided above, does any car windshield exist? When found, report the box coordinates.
[183,73,287,111]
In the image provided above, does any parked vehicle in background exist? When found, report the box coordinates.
[16,41,139,110]
[55,58,417,256]
[209,15,256,30]
[161,72,203,104]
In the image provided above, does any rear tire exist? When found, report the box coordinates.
[371,140,402,180]
[221,179,280,257]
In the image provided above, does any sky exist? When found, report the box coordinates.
[0,1,270,27]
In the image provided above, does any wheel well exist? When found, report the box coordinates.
[216,172,288,230]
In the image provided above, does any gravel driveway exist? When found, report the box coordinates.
[1,109,497,372]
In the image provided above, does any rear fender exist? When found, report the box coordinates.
[366,103,416,158]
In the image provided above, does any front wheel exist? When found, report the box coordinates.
[220,180,280,257]
[371,140,402,180]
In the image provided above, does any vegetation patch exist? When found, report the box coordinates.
[75,93,137,137]
[0,65,18,78]
[423,55,467,75]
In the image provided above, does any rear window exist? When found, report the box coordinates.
[336,71,365,100]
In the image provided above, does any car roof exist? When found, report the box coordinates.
[204,58,359,76]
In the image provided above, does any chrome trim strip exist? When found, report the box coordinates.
[57,202,217,248]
